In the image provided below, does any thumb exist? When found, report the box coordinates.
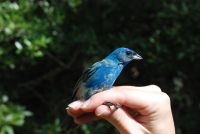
[95,105,148,134]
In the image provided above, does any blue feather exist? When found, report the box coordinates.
[72,47,142,100]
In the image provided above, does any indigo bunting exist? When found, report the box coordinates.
[71,47,142,108]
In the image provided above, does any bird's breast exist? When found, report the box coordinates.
[79,64,123,99]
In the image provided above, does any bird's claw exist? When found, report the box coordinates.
[103,102,121,110]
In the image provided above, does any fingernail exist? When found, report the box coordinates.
[81,100,91,108]
[67,101,81,109]
[65,106,72,110]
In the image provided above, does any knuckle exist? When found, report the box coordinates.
[149,85,162,92]
[160,92,171,104]
[150,92,171,112]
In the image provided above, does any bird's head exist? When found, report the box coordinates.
[107,47,142,65]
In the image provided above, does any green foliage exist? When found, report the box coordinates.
[0,0,200,134]
[67,0,82,11]
[0,0,63,68]
[0,95,32,134]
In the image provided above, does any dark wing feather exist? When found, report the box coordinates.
[71,61,102,101]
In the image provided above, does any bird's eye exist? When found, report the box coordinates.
[126,51,132,56]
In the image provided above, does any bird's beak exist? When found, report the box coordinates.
[132,54,143,60]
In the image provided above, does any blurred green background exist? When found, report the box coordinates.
[0,0,200,133]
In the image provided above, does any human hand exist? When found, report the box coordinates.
[67,85,175,134]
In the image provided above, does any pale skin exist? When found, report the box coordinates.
[67,85,175,134]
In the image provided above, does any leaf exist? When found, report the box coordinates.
[1,126,14,134]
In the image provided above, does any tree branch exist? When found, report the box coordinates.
[18,48,79,87]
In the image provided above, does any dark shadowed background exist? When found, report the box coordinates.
[0,0,200,134]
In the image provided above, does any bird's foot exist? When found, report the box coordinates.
[103,102,121,110]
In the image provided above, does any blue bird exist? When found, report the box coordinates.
[71,47,142,108]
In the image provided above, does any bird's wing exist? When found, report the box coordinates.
[71,61,103,100]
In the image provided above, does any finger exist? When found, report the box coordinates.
[114,85,162,92]
[95,105,149,134]
[74,113,100,124]
[66,100,86,117]
[136,85,162,92]
[81,86,163,115]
